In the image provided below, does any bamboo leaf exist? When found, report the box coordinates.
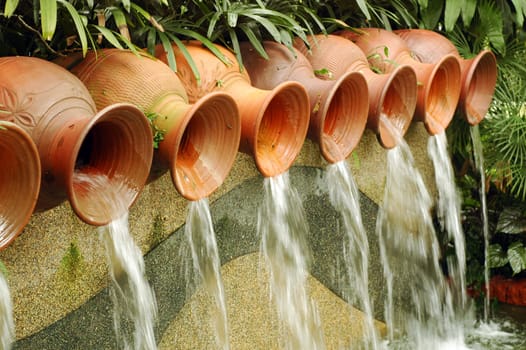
[4,0,20,17]
[207,11,221,39]
[91,25,124,49]
[158,31,177,72]
[57,0,88,55]
[175,28,231,66]
[121,0,130,12]
[228,28,243,72]
[169,34,202,85]
[239,24,268,59]
[242,13,281,42]
[355,0,371,20]
[461,0,477,27]
[40,0,57,41]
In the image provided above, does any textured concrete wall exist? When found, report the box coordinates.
[1,123,436,348]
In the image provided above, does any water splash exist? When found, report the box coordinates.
[0,266,14,350]
[470,124,491,322]
[183,198,229,350]
[428,132,468,309]
[376,116,468,348]
[323,161,380,349]
[259,172,325,350]
[74,172,157,350]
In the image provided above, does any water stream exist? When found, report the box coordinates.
[428,132,468,310]
[0,263,14,350]
[74,171,158,350]
[259,172,325,350]
[323,161,380,349]
[183,198,229,350]
[470,124,491,322]
[377,116,468,349]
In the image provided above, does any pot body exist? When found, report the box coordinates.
[395,29,498,125]
[0,56,153,225]
[339,28,462,135]
[240,41,369,163]
[293,34,418,149]
[156,41,310,177]
[0,121,41,249]
[69,49,241,200]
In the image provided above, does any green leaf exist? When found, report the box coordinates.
[40,0,57,41]
[176,28,231,66]
[207,11,221,40]
[461,0,477,27]
[91,25,124,49]
[511,0,525,27]
[227,11,238,27]
[507,242,526,275]
[239,23,268,59]
[488,244,509,268]
[57,0,88,55]
[242,13,281,43]
[110,8,127,29]
[4,0,19,17]
[158,31,177,72]
[121,0,130,12]
[496,206,526,234]
[355,0,371,20]
[444,0,462,32]
[169,34,202,85]
[228,28,243,72]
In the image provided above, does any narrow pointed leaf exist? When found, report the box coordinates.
[158,31,177,72]
[444,0,462,31]
[239,23,268,59]
[121,0,130,12]
[176,28,231,66]
[4,0,20,17]
[91,25,124,49]
[40,0,57,40]
[57,0,88,55]
[169,34,202,85]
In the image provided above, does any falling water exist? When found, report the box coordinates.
[0,245,14,350]
[377,116,467,349]
[183,198,229,350]
[74,171,158,350]
[323,161,380,349]
[428,132,468,309]
[470,124,491,322]
[259,172,325,350]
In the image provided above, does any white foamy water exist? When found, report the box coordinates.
[184,198,229,350]
[377,116,469,349]
[323,161,380,349]
[0,270,14,350]
[74,171,157,350]
[259,172,325,350]
[470,125,491,322]
[428,132,468,309]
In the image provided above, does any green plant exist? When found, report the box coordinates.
[145,112,166,149]
[60,240,83,276]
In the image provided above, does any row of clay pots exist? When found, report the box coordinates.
[0,28,497,250]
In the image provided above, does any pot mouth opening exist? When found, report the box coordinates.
[0,123,41,249]
[463,51,498,125]
[254,82,309,177]
[174,93,240,200]
[70,105,152,226]
[377,66,418,149]
[321,72,368,163]
[424,55,461,134]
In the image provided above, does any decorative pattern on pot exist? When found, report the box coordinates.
[0,56,153,226]
[293,34,418,149]
[339,28,462,136]
[68,49,241,200]
[0,121,40,249]
[395,29,498,125]
[155,41,310,178]
[239,40,369,164]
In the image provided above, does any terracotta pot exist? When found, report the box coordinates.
[67,49,241,200]
[239,41,369,163]
[339,28,462,135]
[293,34,418,149]
[394,29,498,125]
[0,56,153,226]
[489,275,526,306]
[0,121,40,249]
[155,41,310,177]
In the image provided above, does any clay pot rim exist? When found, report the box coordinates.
[317,70,369,163]
[252,80,310,177]
[0,121,41,249]
[66,102,153,226]
[169,91,241,200]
